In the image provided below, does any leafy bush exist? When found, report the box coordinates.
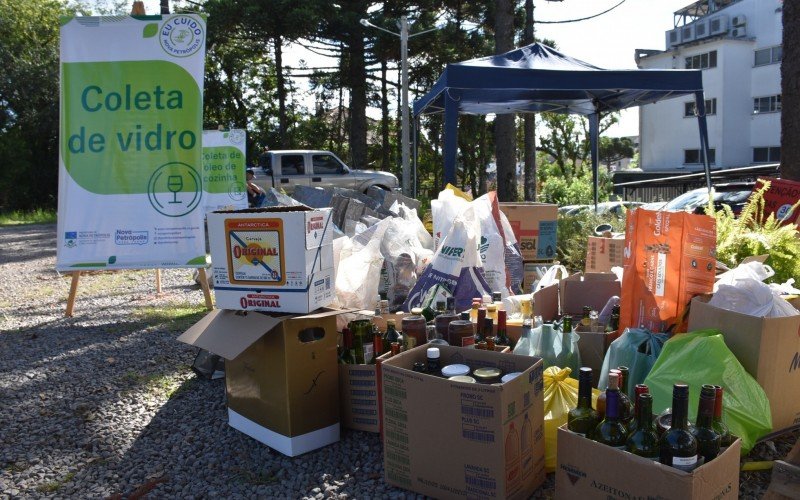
[537,161,613,206]
[707,181,800,284]
[556,211,626,273]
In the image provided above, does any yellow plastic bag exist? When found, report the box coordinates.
[445,183,473,201]
[543,366,600,472]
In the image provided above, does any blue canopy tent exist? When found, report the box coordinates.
[412,43,712,205]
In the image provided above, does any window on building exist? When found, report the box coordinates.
[753,95,781,114]
[684,148,716,165]
[752,147,781,163]
[754,45,782,66]
[684,98,717,117]
[685,50,717,70]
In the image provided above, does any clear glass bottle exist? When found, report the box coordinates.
[470,299,481,323]
[591,371,628,447]
[659,384,699,472]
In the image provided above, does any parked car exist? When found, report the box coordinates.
[254,150,399,194]
[660,183,754,215]
[559,201,643,217]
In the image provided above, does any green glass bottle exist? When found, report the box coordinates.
[692,384,721,465]
[615,366,635,424]
[591,371,628,447]
[348,319,370,364]
[659,383,699,471]
[627,384,650,433]
[567,367,600,437]
[339,328,356,365]
[383,319,402,354]
[626,393,660,460]
[712,385,734,447]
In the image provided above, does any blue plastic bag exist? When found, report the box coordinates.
[598,328,669,396]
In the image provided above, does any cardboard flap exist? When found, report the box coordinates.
[177,309,284,360]
[300,308,358,319]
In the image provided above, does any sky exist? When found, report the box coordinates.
[133,0,695,137]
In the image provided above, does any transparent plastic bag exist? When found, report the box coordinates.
[334,238,384,310]
[533,323,579,374]
[643,329,772,454]
[542,367,601,472]
[598,328,669,395]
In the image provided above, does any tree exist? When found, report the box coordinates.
[521,0,536,201]
[781,0,799,180]
[599,136,635,171]
[537,112,619,179]
[492,0,518,201]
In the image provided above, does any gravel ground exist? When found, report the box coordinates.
[0,222,795,499]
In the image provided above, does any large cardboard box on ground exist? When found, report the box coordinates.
[560,273,621,377]
[178,309,341,456]
[339,351,393,434]
[688,295,800,432]
[556,426,741,499]
[381,345,546,499]
[499,203,558,261]
[207,207,335,313]
[585,236,624,273]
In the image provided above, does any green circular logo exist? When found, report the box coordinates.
[147,162,202,217]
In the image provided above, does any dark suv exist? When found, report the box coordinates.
[661,183,754,215]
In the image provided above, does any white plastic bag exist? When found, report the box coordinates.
[431,189,470,250]
[709,261,798,317]
[531,264,569,292]
[471,192,524,296]
[335,238,384,310]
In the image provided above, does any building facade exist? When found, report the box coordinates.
[637,0,783,172]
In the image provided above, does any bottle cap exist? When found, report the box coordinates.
[607,371,619,390]
[441,364,470,377]
[501,372,522,383]
[387,319,396,326]
[498,309,507,323]
[487,304,497,311]
[427,347,440,359]
[448,375,476,383]
[579,367,593,380]
[460,312,470,320]
[673,383,689,398]
[411,307,423,315]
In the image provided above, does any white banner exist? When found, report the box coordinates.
[57,14,207,270]
[202,129,248,213]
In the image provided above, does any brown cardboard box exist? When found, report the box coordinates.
[574,325,612,385]
[339,351,393,434]
[559,272,621,316]
[585,236,625,273]
[382,345,546,499]
[207,207,335,313]
[556,426,740,499]
[178,309,341,456]
[507,283,560,343]
[499,203,558,261]
[688,295,800,432]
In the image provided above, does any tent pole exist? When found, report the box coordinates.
[695,91,712,193]
[412,116,419,199]
[589,111,600,213]
[444,90,459,187]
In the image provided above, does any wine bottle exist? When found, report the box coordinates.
[659,384,699,471]
[339,328,356,365]
[591,371,628,448]
[712,385,733,447]
[596,368,621,420]
[615,366,635,424]
[626,393,660,460]
[495,309,512,348]
[567,367,600,437]
[627,384,650,433]
[692,384,721,465]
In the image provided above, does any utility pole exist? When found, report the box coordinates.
[400,17,410,196]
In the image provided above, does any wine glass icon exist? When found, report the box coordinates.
[167,175,183,204]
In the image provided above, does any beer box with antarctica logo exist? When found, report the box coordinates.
[207,206,334,314]
[381,345,546,499]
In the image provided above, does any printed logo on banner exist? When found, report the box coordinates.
[147,162,202,217]
[160,15,204,58]
[227,129,245,144]
[64,232,77,248]
[115,230,149,245]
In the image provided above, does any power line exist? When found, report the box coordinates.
[534,0,627,24]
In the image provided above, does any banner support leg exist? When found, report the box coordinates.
[197,268,213,311]
[65,272,81,317]
[155,269,162,294]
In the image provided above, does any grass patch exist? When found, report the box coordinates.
[36,481,62,493]
[131,303,207,332]
[0,208,57,225]
[234,468,279,486]
[121,370,192,400]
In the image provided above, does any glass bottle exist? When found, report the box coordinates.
[562,315,573,336]
[435,296,459,341]
[383,319,402,353]
[448,314,475,347]
[567,367,599,437]
[435,300,446,317]
[627,384,650,433]
[605,313,620,333]
[470,299,480,323]
[626,393,660,460]
[339,328,356,365]
[482,317,494,345]
[495,309,512,348]
[557,318,578,373]
[369,330,383,364]
[712,385,733,447]
[659,383,699,471]
[486,304,498,323]
[379,299,390,315]
[692,384,721,465]
[390,342,400,357]
[596,368,620,420]
[486,336,496,351]
[476,307,487,335]
[581,306,592,327]
[591,371,628,447]
[348,319,371,364]
[402,309,427,348]
[615,366,635,423]
[420,302,436,322]
[427,324,449,346]
[426,347,441,375]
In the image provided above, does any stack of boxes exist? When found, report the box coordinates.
[179,206,340,457]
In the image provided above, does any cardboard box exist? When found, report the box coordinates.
[556,426,741,499]
[574,325,613,385]
[507,283,560,343]
[382,345,546,499]
[499,203,558,261]
[178,309,341,456]
[207,207,335,313]
[585,236,625,273]
[339,351,393,434]
[559,272,621,317]
[688,295,800,432]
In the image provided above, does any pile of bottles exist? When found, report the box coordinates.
[338,292,518,365]
[409,346,521,384]
[567,366,735,471]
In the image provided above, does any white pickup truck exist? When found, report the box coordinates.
[254,150,399,194]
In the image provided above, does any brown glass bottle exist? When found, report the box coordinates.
[692,384,721,465]
[495,309,512,348]
[712,385,733,447]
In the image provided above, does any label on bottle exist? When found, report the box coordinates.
[462,337,475,347]
[364,344,374,364]
[670,455,698,471]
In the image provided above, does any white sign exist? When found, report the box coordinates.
[202,129,248,213]
[57,14,207,270]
